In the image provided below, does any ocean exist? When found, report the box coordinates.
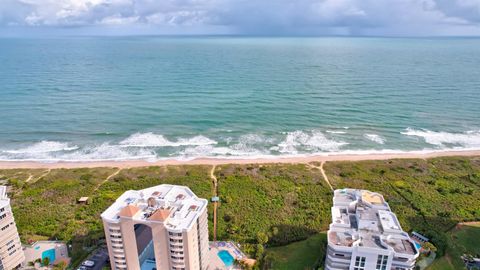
[0,37,479,162]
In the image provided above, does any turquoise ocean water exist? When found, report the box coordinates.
[0,37,479,162]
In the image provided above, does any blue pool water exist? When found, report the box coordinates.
[218,250,235,267]
[140,259,156,270]
[41,248,56,264]
[415,242,422,250]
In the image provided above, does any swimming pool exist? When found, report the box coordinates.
[218,250,234,267]
[41,248,56,264]
[140,259,156,270]
[414,242,422,250]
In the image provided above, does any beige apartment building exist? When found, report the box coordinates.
[0,186,25,270]
[101,184,209,270]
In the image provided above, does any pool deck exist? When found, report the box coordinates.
[23,241,70,268]
[208,241,247,270]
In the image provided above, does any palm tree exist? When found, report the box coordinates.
[42,257,50,266]
[53,260,68,270]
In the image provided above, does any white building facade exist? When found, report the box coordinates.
[325,189,419,270]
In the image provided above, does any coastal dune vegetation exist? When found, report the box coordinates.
[0,156,479,269]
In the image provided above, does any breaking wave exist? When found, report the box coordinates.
[401,128,480,148]
[364,134,385,144]
[119,132,217,147]
[272,130,348,154]
[326,130,347,134]
[0,142,155,162]
[1,128,479,162]
[3,141,78,154]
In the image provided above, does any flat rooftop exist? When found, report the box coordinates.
[101,184,208,232]
[0,185,9,209]
[328,188,417,256]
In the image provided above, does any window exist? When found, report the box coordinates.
[8,249,16,256]
[376,255,388,270]
[1,224,9,231]
[170,238,183,243]
[353,256,366,270]
[7,244,16,251]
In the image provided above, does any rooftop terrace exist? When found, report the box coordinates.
[0,185,9,208]
[101,184,208,231]
[328,189,418,256]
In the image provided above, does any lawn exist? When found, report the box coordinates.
[428,222,480,270]
[265,233,327,270]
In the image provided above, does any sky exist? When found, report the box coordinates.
[0,0,480,36]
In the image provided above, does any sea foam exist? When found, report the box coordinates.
[274,130,347,154]
[60,143,156,161]
[119,132,217,147]
[326,130,347,134]
[402,128,480,148]
[2,141,78,154]
[364,134,385,144]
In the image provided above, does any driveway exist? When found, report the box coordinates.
[82,247,109,270]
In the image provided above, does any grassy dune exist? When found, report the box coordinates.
[1,156,479,268]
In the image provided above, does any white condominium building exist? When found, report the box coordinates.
[325,189,419,270]
[0,186,25,270]
[101,184,209,270]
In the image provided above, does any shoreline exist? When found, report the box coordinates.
[0,149,479,169]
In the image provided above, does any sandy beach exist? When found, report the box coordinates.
[0,149,479,169]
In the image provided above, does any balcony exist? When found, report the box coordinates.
[170,245,183,252]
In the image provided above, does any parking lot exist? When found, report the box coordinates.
[79,247,109,270]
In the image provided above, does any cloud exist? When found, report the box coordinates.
[0,0,479,35]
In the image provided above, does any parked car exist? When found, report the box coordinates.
[82,260,95,267]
